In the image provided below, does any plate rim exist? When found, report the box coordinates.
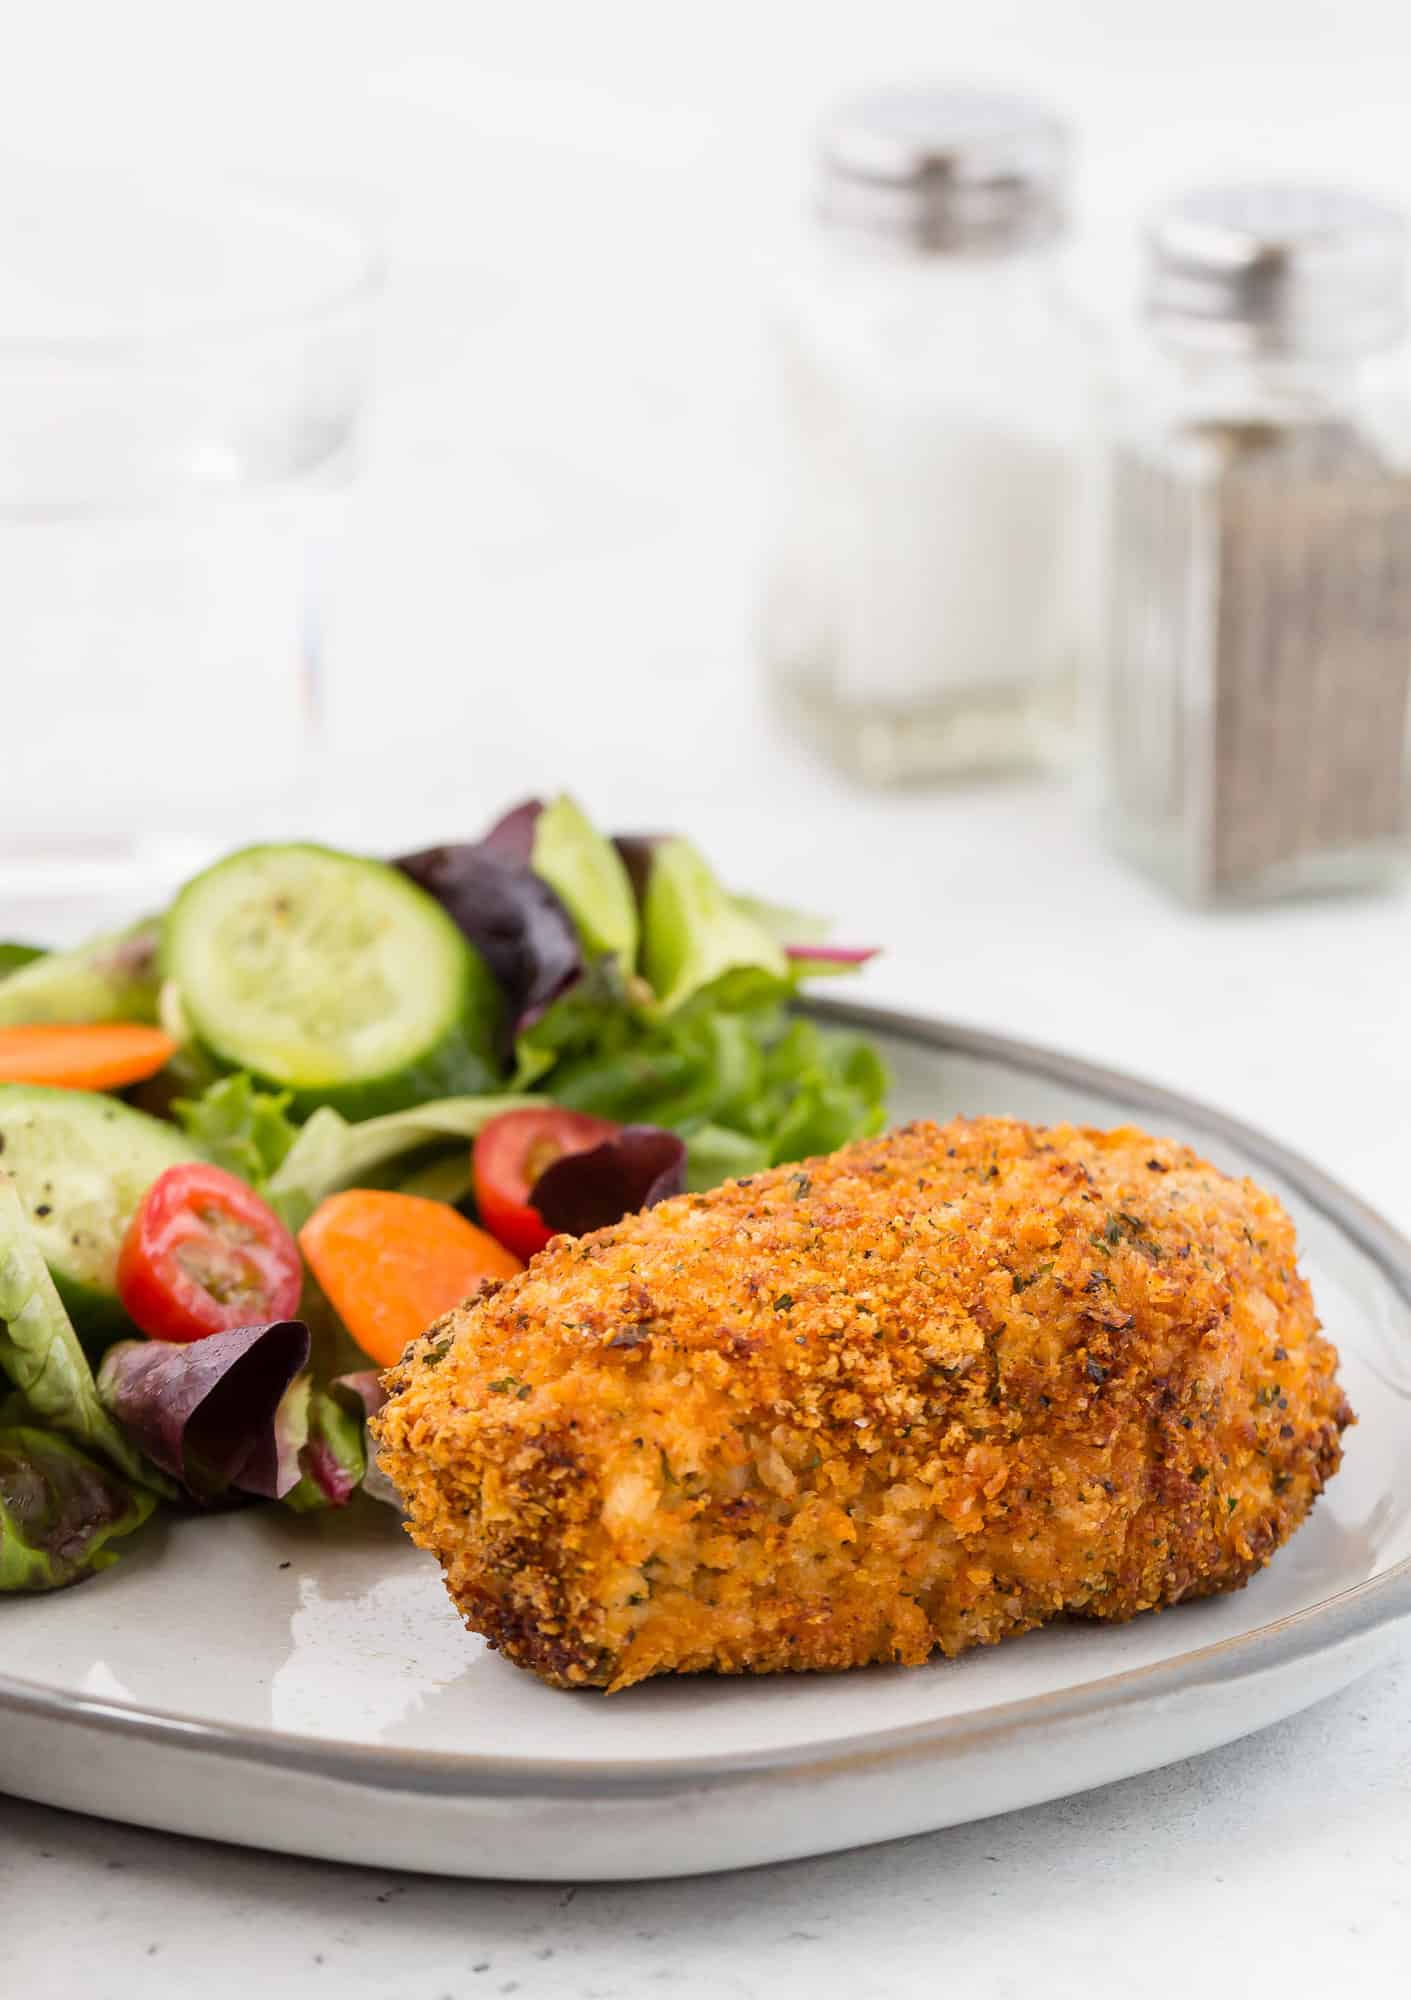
[5,998,1410,1801]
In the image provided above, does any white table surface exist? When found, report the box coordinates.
[3,1645,1409,1999]
[7,1,1411,1985]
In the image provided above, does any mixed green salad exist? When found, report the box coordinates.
[0,795,887,1592]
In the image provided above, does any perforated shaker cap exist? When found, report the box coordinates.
[816,86,1069,252]
[1146,185,1409,357]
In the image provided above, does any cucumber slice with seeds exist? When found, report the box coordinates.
[0,1083,202,1348]
[162,844,503,1118]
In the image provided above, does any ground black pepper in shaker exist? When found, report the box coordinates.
[1100,186,1411,904]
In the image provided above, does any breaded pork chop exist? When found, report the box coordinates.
[372,1117,1352,1690]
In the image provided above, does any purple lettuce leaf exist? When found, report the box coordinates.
[612,833,667,909]
[530,1124,686,1238]
[279,1373,375,1513]
[97,1321,310,1506]
[333,1370,387,1419]
[341,1370,402,1513]
[268,1370,314,1500]
[297,1433,360,1508]
[395,840,582,1032]
[480,798,544,864]
[784,943,879,968]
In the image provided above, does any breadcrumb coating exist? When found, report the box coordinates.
[372,1118,1352,1690]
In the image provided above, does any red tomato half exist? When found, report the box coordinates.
[117,1162,303,1344]
[473,1108,619,1260]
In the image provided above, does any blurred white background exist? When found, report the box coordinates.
[10,0,1411,796]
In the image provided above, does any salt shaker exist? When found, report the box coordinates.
[1100,185,1411,904]
[760,86,1093,785]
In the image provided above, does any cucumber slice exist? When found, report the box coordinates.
[162,844,504,1118]
[0,1083,201,1347]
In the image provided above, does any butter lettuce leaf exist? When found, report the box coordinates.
[0,1175,163,1491]
[682,1123,771,1191]
[642,838,788,1015]
[0,917,160,1027]
[729,891,831,946]
[172,1073,300,1186]
[0,1425,156,1591]
[264,1093,541,1232]
[531,794,639,975]
[0,943,46,979]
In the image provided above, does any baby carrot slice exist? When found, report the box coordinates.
[0,1022,178,1092]
[299,1189,523,1369]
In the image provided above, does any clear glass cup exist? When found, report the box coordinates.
[0,170,381,885]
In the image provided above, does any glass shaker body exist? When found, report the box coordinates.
[1099,340,1411,903]
[762,232,1094,785]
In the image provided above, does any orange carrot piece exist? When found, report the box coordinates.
[0,1022,178,1093]
[299,1189,523,1369]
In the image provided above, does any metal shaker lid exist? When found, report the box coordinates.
[1146,185,1409,357]
[817,86,1069,253]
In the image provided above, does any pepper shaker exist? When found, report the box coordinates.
[760,86,1095,785]
[1100,185,1411,903]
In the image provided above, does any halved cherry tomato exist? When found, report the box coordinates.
[473,1107,619,1260]
[116,1162,303,1344]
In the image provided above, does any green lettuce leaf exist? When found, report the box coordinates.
[0,1175,167,1492]
[642,838,788,1014]
[516,999,888,1183]
[761,1038,887,1162]
[264,1093,542,1231]
[543,1015,709,1121]
[172,1073,300,1185]
[547,1008,762,1130]
[0,1424,156,1591]
[0,943,46,979]
[392,1152,476,1205]
[0,917,160,1027]
[683,1123,771,1191]
[279,1376,370,1512]
[671,1014,886,1170]
[511,955,639,1089]
[738,1020,889,1163]
[730,892,830,945]
[531,794,639,974]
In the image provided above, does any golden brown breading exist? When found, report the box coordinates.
[372,1118,1352,1690]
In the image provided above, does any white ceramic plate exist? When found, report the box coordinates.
[4,1002,1411,1881]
